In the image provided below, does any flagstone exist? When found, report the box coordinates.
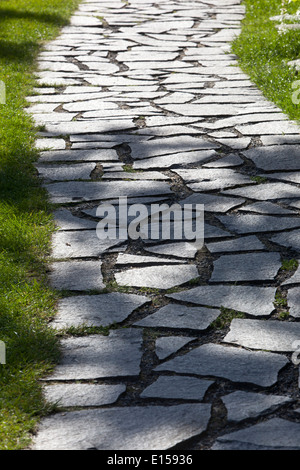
[115,264,199,289]
[43,384,126,408]
[155,336,197,360]
[46,329,143,380]
[221,392,293,423]
[212,418,300,450]
[32,404,212,450]
[242,145,300,171]
[224,318,300,352]
[217,214,300,234]
[210,252,281,282]
[52,292,150,328]
[207,235,265,253]
[167,285,277,317]
[271,230,300,252]
[46,179,173,204]
[155,343,288,387]
[49,260,104,291]
[135,304,220,330]
[140,376,213,400]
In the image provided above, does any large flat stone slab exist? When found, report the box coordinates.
[49,260,104,291]
[44,384,126,407]
[155,343,288,387]
[141,376,213,400]
[212,418,300,450]
[46,180,173,204]
[207,235,265,253]
[224,318,300,352]
[210,252,281,282]
[46,329,143,381]
[32,404,212,450]
[130,136,218,160]
[174,168,254,191]
[52,292,150,328]
[155,336,197,360]
[242,146,300,171]
[51,231,123,259]
[167,285,277,317]
[271,230,300,252]
[39,149,119,163]
[135,304,220,330]
[115,265,199,289]
[221,391,292,422]
[287,288,300,318]
[53,209,97,230]
[223,182,300,201]
[217,214,300,234]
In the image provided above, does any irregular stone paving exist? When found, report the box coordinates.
[30,0,300,451]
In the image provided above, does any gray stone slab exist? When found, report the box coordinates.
[237,121,300,135]
[145,242,198,259]
[155,343,288,387]
[207,235,265,253]
[224,318,300,352]
[222,391,292,422]
[238,201,294,215]
[214,137,251,150]
[202,154,243,168]
[141,376,213,400]
[242,145,300,171]
[162,103,242,116]
[287,287,300,318]
[44,384,126,407]
[167,285,276,317]
[174,168,254,191]
[135,304,220,330]
[115,265,199,289]
[32,404,211,450]
[53,292,149,328]
[35,138,66,150]
[47,329,143,381]
[212,418,300,450]
[45,120,137,135]
[155,336,197,360]
[49,260,104,291]
[46,180,172,204]
[260,171,300,185]
[222,183,300,201]
[53,209,97,230]
[132,150,218,170]
[180,193,245,213]
[39,149,119,163]
[210,252,281,282]
[261,135,300,146]
[130,137,218,160]
[271,229,300,252]
[204,223,234,239]
[51,231,123,259]
[218,213,300,234]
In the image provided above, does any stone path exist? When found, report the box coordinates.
[29,0,300,450]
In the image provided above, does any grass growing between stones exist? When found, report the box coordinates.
[0,0,80,450]
[232,0,300,121]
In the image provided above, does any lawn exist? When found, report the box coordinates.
[232,0,300,122]
[0,0,80,450]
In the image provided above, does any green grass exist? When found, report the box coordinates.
[0,0,80,450]
[232,0,300,121]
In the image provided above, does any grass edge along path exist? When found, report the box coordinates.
[232,0,300,123]
[0,0,81,450]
